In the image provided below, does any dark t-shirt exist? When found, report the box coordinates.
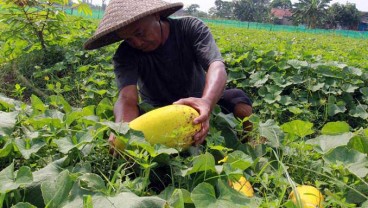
[113,17,223,107]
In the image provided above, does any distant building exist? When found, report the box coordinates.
[358,12,368,31]
[270,8,292,25]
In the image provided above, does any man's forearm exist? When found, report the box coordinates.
[202,61,227,108]
[113,99,139,123]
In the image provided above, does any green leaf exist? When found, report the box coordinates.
[321,121,350,135]
[11,202,37,208]
[41,170,74,208]
[323,146,368,178]
[54,130,93,154]
[0,111,18,136]
[187,152,216,175]
[15,166,33,184]
[191,180,258,208]
[0,163,33,193]
[259,119,284,147]
[0,141,13,158]
[30,95,47,113]
[47,95,72,113]
[223,151,253,176]
[306,133,354,154]
[349,104,368,119]
[327,102,346,116]
[78,173,106,193]
[249,72,269,88]
[281,120,314,138]
[0,163,19,193]
[64,191,167,208]
[14,138,46,159]
[287,60,308,69]
[348,135,368,154]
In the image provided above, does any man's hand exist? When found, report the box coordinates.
[174,97,212,145]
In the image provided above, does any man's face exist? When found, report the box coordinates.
[116,15,162,52]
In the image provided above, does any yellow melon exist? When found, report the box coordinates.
[229,176,254,197]
[128,104,201,149]
[289,185,324,208]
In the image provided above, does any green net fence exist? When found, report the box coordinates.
[65,9,368,39]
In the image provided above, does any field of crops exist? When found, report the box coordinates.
[1,8,368,208]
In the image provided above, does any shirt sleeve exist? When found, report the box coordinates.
[113,44,139,91]
[182,17,224,71]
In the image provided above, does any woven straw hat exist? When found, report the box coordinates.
[84,0,183,50]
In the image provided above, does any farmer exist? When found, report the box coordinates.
[84,0,253,147]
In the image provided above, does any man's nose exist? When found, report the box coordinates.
[129,37,143,49]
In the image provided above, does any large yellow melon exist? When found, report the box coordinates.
[128,104,201,149]
[289,185,324,208]
[228,176,254,197]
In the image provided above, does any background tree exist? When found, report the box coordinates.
[291,0,331,28]
[339,3,361,29]
[233,0,270,22]
[213,0,234,19]
[326,3,361,29]
[185,4,200,16]
[270,0,292,9]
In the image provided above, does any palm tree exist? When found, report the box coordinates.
[291,0,331,28]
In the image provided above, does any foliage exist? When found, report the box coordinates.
[326,3,361,30]
[270,0,292,9]
[233,0,271,23]
[291,0,332,28]
[1,7,368,208]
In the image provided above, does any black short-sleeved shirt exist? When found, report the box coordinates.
[113,17,223,107]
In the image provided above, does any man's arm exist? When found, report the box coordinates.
[109,85,139,147]
[174,60,227,145]
[113,85,140,123]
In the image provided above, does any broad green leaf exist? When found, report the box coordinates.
[249,72,269,88]
[281,120,314,138]
[287,106,303,115]
[96,98,113,119]
[187,152,216,175]
[54,130,93,154]
[223,151,253,176]
[32,157,68,186]
[29,110,64,129]
[349,104,368,119]
[259,119,284,147]
[78,173,106,193]
[321,121,350,135]
[0,141,13,158]
[287,60,308,69]
[0,163,33,193]
[324,146,368,178]
[0,163,19,193]
[16,166,33,184]
[41,170,74,208]
[360,87,368,102]
[341,84,359,93]
[64,192,167,208]
[306,133,354,154]
[327,102,346,116]
[14,138,46,159]
[348,135,368,154]
[11,202,37,208]
[30,95,47,113]
[47,95,72,113]
[0,111,18,136]
[191,180,258,208]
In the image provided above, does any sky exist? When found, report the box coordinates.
[165,0,368,12]
[91,0,368,13]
